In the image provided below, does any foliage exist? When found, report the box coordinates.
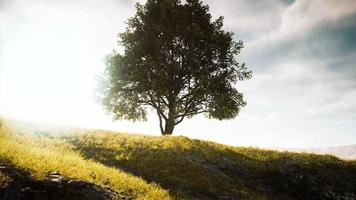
[100,0,251,134]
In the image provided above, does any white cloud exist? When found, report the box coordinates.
[218,0,356,147]
[204,0,287,40]
[247,0,356,52]
[280,0,356,34]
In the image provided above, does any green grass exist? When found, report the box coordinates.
[1,118,356,199]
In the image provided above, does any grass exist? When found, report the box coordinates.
[65,131,271,199]
[1,118,356,199]
[0,171,10,187]
[65,130,356,199]
[0,119,171,200]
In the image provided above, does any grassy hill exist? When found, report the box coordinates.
[1,119,356,200]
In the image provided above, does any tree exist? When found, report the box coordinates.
[99,0,252,135]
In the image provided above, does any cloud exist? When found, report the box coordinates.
[279,0,356,35]
[177,0,356,147]
[223,0,356,146]
[244,0,356,65]
[204,0,289,40]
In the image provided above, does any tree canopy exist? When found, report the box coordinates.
[99,0,252,135]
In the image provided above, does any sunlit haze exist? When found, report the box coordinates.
[1,0,356,148]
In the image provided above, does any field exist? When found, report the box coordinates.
[1,119,356,200]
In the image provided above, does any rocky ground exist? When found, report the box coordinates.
[0,161,132,200]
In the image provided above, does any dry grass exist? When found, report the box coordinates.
[0,119,171,200]
[1,118,355,199]
[64,129,356,199]
[0,171,11,186]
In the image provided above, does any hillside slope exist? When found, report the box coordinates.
[1,119,356,200]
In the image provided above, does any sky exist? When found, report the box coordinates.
[0,0,355,148]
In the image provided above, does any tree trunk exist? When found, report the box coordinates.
[163,117,175,135]
[162,97,176,135]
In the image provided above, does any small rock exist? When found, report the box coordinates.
[50,171,60,175]
[49,174,61,179]
[22,187,32,192]
[50,178,63,183]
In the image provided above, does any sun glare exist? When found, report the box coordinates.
[0,0,129,129]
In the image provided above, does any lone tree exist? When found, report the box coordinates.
[99,0,251,135]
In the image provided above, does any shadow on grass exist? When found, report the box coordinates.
[66,135,356,200]
[0,160,113,200]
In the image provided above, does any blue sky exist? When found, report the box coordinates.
[0,0,355,148]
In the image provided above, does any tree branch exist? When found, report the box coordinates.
[148,92,168,120]
[157,110,164,134]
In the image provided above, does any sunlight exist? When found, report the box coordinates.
[0,0,128,128]
[0,19,94,124]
